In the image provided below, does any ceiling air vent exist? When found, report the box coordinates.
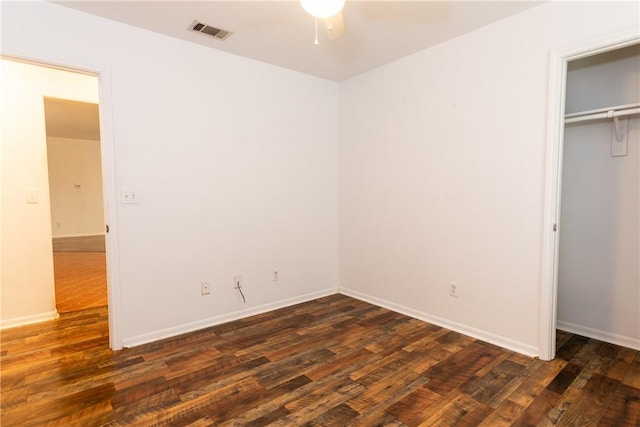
[188,20,232,41]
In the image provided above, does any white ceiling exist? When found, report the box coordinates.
[44,98,101,141]
[56,1,543,82]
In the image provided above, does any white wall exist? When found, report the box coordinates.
[0,59,99,326]
[47,137,105,238]
[339,1,639,356]
[1,1,339,344]
[558,46,639,348]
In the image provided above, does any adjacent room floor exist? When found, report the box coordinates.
[53,251,107,313]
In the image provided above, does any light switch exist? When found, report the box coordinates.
[26,189,39,204]
[121,190,139,204]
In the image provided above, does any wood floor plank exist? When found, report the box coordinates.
[499,358,566,411]
[477,398,526,427]
[349,351,408,382]
[545,362,583,394]
[242,406,292,427]
[597,383,640,426]
[276,381,364,426]
[305,347,378,381]
[407,341,457,376]
[419,393,492,426]
[309,402,360,426]
[385,384,443,425]
[552,373,619,426]
[346,376,429,426]
[217,374,311,423]
[256,348,336,389]
[111,376,176,409]
[623,352,640,389]
[346,366,423,413]
[511,388,561,426]
[463,359,526,405]
[111,377,263,426]
[411,385,476,426]
[2,294,638,426]
[219,358,379,426]
[1,382,116,426]
[483,374,530,411]
[541,347,611,426]
[423,341,503,395]
[165,352,256,385]
[173,356,269,401]
[555,333,590,362]
[46,400,114,427]
[91,389,183,426]
[605,347,637,381]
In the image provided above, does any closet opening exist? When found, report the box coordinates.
[558,44,639,350]
[540,34,640,361]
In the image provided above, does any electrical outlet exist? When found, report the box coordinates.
[201,282,211,295]
[234,275,243,289]
[449,281,459,297]
[272,269,279,281]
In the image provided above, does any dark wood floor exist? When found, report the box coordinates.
[1,295,638,426]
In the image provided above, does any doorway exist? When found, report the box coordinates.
[44,98,108,313]
[1,57,120,348]
[540,32,640,361]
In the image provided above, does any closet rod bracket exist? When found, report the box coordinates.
[610,113,628,157]
[608,111,623,142]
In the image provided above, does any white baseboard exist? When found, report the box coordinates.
[557,320,640,351]
[338,287,538,358]
[121,287,337,348]
[0,310,59,330]
[52,233,105,238]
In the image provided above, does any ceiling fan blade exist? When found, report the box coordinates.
[324,11,345,40]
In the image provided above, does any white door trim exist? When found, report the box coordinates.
[539,28,639,361]
[97,66,123,351]
[3,53,123,350]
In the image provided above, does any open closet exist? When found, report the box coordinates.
[557,44,640,350]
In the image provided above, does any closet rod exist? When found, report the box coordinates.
[565,103,640,124]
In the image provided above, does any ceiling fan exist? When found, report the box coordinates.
[300,0,346,43]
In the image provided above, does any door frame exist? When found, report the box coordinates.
[4,54,123,350]
[539,27,640,361]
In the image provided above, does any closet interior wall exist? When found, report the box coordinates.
[558,44,640,349]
